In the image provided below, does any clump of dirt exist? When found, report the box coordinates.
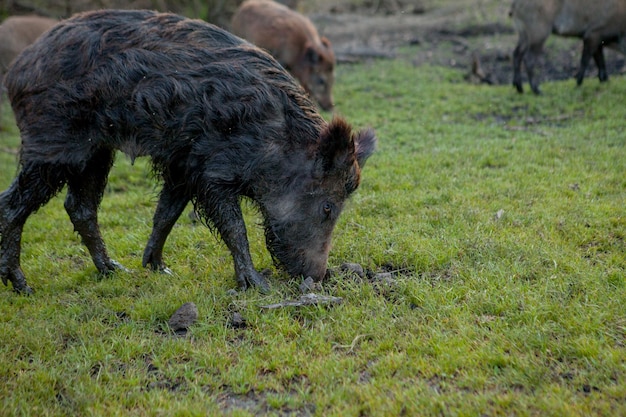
[168,302,198,336]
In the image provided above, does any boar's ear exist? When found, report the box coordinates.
[321,36,332,50]
[317,116,356,174]
[304,44,320,64]
[318,117,376,195]
[353,128,377,168]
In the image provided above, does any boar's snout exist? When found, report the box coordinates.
[305,71,334,112]
[260,117,377,284]
[263,211,334,282]
[295,240,333,282]
[318,96,334,112]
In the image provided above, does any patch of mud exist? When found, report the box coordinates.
[217,389,315,416]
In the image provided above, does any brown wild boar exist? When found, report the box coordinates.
[510,0,626,94]
[231,0,335,110]
[0,15,58,74]
[0,15,58,126]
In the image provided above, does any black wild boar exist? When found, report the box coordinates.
[231,0,336,111]
[0,9,376,294]
[511,0,626,94]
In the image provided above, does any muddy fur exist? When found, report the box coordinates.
[0,9,376,294]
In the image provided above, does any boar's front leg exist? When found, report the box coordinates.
[199,194,270,292]
[512,42,526,93]
[142,178,190,274]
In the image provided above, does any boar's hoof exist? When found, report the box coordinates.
[1,269,34,295]
[238,269,270,293]
[141,250,172,274]
[99,259,129,275]
[14,285,34,295]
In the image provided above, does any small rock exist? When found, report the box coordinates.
[299,276,320,293]
[340,262,365,278]
[372,272,396,286]
[230,312,247,329]
[168,302,198,333]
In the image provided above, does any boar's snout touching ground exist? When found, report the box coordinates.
[510,0,626,94]
[259,118,376,282]
[0,9,376,294]
[231,0,336,111]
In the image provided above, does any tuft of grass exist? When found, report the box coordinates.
[1,52,625,416]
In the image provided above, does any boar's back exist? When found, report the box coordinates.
[6,9,323,168]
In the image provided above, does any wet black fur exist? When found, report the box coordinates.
[0,10,376,293]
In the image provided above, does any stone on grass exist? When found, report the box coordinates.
[340,262,365,278]
[168,302,198,335]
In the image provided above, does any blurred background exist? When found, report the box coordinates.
[0,1,472,29]
[0,0,624,89]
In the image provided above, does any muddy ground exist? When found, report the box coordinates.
[308,2,626,90]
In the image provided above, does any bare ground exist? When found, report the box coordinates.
[309,2,626,90]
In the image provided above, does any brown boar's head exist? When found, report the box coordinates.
[260,117,376,282]
[299,37,335,111]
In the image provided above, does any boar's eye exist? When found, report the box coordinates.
[321,201,334,220]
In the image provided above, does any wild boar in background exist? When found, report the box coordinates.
[510,0,626,94]
[0,15,58,127]
[231,0,336,110]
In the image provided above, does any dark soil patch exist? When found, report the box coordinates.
[217,388,316,416]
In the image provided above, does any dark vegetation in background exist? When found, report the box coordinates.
[0,0,420,26]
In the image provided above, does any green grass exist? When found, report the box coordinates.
[1,54,625,416]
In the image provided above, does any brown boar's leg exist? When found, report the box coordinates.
[524,44,543,95]
[0,163,66,293]
[64,149,125,275]
[198,194,270,292]
[142,178,189,274]
[513,43,526,93]
[593,45,608,83]
[577,36,602,86]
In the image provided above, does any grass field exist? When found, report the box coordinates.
[0,48,625,416]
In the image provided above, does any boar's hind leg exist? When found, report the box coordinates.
[142,178,190,274]
[0,163,67,293]
[593,46,608,83]
[577,36,604,86]
[199,195,270,292]
[524,43,544,95]
[64,149,125,274]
